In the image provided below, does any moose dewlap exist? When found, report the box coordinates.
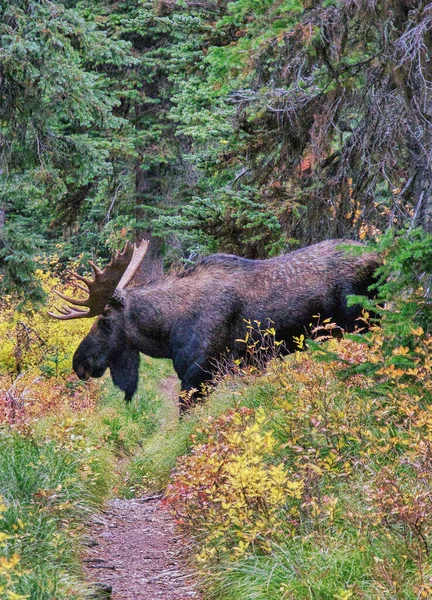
[50,239,380,412]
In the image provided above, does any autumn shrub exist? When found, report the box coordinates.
[164,325,432,598]
[213,319,286,381]
[0,263,91,373]
[165,406,303,562]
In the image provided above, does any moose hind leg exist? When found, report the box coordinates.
[338,281,373,333]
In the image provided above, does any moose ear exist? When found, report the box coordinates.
[109,346,140,402]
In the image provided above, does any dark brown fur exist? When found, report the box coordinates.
[72,239,380,411]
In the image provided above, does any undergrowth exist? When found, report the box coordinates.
[163,333,432,599]
[0,357,172,599]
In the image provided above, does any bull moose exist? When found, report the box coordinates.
[50,239,380,412]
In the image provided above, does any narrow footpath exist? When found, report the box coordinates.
[84,496,201,600]
[84,377,202,600]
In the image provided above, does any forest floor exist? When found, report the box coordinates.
[84,377,203,600]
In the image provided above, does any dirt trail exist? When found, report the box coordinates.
[84,497,201,599]
[159,376,182,431]
[84,377,202,600]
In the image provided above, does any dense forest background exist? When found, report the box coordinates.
[0,0,431,303]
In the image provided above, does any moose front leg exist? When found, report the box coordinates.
[178,362,214,414]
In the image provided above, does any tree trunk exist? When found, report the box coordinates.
[418,171,432,234]
[133,158,164,285]
[0,203,5,250]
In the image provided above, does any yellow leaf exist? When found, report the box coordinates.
[334,590,354,600]
[0,554,20,570]
[411,326,424,336]
[392,346,409,356]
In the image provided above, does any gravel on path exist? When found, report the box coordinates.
[85,496,202,600]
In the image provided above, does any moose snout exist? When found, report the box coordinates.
[73,348,109,380]
[74,357,93,381]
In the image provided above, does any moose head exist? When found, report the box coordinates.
[49,240,149,400]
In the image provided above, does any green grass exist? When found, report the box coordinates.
[205,538,377,600]
[0,431,98,598]
[205,532,427,600]
[122,376,249,494]
[100,355,172,449]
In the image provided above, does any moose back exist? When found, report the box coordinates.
[50,239,380,412]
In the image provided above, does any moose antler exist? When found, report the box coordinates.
[49,240,149,320]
